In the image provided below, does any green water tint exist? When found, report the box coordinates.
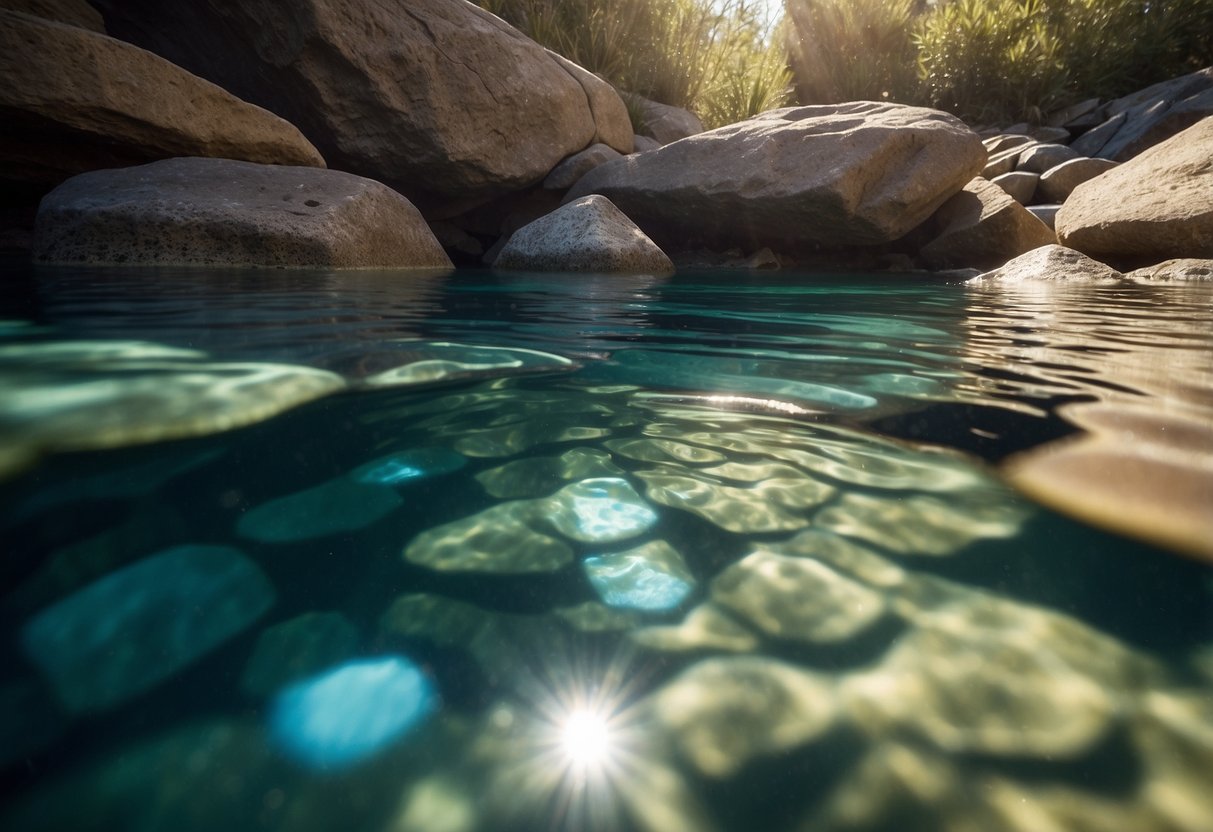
[0,267,1211,831]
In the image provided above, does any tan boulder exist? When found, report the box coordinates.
[1037,157,1118,203]
[921,178,1056,270]
[93,0,633,217]
[33,158,452,270]
[990,171,1038,205]
[1057,117,1213,261]
[567,101,986,252]
[0,10,323,190]
[1127,258,1213,282]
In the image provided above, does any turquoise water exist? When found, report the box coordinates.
[1,263,1211,831]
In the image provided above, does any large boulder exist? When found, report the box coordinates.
[625,93,706,144]
[33,157,452,269]
[1070,68,1213,161]
[567,101,986,252]
[966,244,1123,283]
[0,0,103,30]
[1056,117,1213,262]
[0,9,324,190]
[920,178,1056,270]
[493,195,674,274]
[1036,157,1118,203]
[92,0,633,217]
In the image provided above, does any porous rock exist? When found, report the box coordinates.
[1057,117,1213,261]
[0,9,323,190]
[568,101,986,252]
[494,195,674,274]
[93,0,633,216]
[34,157,452,269]
[921,177,1056,270]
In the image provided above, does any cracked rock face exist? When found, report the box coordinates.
[33,157,453,269]
[93,0,634,217]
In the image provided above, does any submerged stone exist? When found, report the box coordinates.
[0,340,345,462]
[650,656,837,778]
[711,550,887,644]
[630,602,759,653]
[21,545,274,713]
[404,500,573,573]
[361,342,573,388]
[637,467,826,533]
[237,477,402,543]
[543,477,658,543]
[269,655,437,771]
[583,540,694,611]
[349,447,466,486]
[241,612,360,698]
[475,447,621,499]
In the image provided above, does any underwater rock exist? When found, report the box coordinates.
[359,342,573,389]
[843,585,1155,758]
[814,489,1028,556]
[630,602,759,653]
[403,500,573,574]
[650,656,837,778]
[711,550,887,644]
[767,529,907,589]
[494,195,675,274]
[0,340,345,463]
[349,447,467,485]
[21,545,274,714]
[554,601,644,633]
[237,477,403,543]
[583,540,694,611]
[240,612,359,698]
[637,465,831,533]
[475,447,622,499]
[269,655,438,771]
[542,476,658,543]
[606,437,727,465]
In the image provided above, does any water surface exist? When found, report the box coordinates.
[1,263,1211,832]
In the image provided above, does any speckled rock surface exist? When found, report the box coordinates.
[967,244,1122,282]
[1,0,103,31]
[34,157,452,269]
[494,195,674,274]
[921,178,1056,270]
[1057,117,1213,261]
[0,10,323,190]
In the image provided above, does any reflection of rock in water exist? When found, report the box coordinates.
[962,277,1213,560]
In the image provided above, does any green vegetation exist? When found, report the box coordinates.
[476,0,792,129]
[788,0,1213,124]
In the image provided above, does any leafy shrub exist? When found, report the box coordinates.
[476,0,792,129]
[784,0,921,105]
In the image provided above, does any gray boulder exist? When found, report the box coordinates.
[1046,97,1101,128]
[567,101,986,252]
[543,144,623,190]
[494,195,674,274]
[967,244,1123,283]
[34,157,453,269]
[921,178,1056,270]
[0,10,324,190]
[93,0,633,217]
[1070,68,1213,161]
[625,93,706,144]
[1057,117,1213,261]
[632,136,662,154]
[1037,157,1118,203]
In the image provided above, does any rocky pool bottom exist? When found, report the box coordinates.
[0,264,1211,832]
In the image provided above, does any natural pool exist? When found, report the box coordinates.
[1,263,1211,832]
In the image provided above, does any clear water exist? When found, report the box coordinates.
[1,263,1211,832]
